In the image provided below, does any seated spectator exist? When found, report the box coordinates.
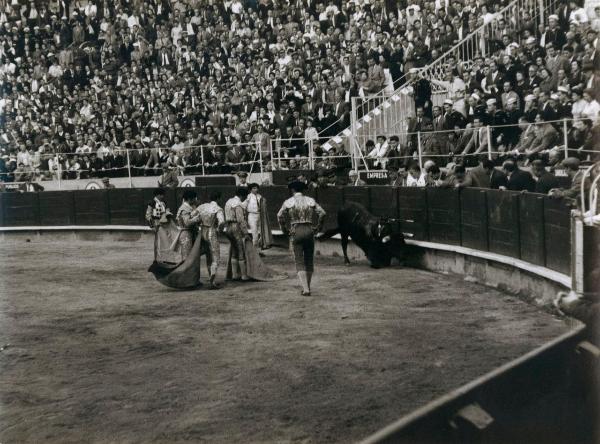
[158,164,179,189]
[549,157,583,202]
[441,164,468,188]
[367,135,389,169]
[525,115,560,162]
[502,159,536,192]
[531,159,560,194]
[425,164,444,187]
[466,158,498,189]
[348,169,366,186]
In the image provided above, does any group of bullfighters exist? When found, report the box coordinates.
[146,175,327,295]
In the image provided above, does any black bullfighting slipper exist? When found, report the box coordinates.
[301,291,311,296]
[208,279,221,289]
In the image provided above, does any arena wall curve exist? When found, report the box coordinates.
[1,186,574,305]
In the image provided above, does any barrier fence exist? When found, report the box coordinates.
[0,185,573,276]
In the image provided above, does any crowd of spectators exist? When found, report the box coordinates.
[0,0,599,187]
[0,0,486,182]
[363,4,600,172]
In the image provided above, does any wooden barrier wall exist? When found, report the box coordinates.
[0,186,573,275]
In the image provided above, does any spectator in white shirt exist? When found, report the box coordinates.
[404,163,428,187]
[16,144,32,167]
[367,135,390,168]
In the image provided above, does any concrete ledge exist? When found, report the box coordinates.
[1,225,571,306]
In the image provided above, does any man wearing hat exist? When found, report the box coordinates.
[101,177,116,189]
[145,188,172,230]
[544,14,567,49]
[245,182,273,251]
[557,86,573,118]
[549,157,584,201]
[158,162,179,188]
[236,171,249,187]
[347,169,367,186]
[277,180,326,296]
[501,81,520,110]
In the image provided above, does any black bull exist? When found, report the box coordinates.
[317,202,407,268]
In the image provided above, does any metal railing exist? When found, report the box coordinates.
[0,136,353,188]
[348,117,599,171]
[3,116,595,190]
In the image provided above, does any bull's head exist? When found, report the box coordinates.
[374,217,399,244]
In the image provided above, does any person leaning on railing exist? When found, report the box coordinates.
[524,115,560,164]
[549,157,587,203]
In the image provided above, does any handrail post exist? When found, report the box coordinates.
[563,118,569,159]
[277,139,282,170]
[257,140,263,183]
[486,125,492,160]
[126,149,133,188]
[417,131,423,169]
[200,145,205,176]
[351,97,358,172]
[57,156,62,190]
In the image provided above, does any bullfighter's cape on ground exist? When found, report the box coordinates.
[148,219,204,289]
[226,237,286,281]
[258,197,274,249]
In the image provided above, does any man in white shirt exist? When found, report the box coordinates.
[367,135,389,168]
[245,183,272,251]
[16,144,32,167]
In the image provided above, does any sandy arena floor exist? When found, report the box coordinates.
[0,238,571,443]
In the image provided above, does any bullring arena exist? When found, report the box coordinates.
[2,0,600,441]
[0,180,598,443]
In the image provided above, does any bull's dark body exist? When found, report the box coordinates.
[320,202,406,268]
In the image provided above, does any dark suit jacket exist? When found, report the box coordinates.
[507,169,535,192]
[466,165,491,188]
[534,171,559,195]
[490,169,508,189]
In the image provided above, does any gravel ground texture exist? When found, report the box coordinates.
[0,238,572,443]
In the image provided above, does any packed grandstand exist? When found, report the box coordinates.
[0,0,599,193]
